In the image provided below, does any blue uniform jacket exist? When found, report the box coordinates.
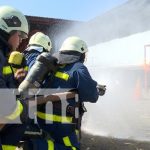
[37,60,99,139]
[24,50,41,70]
[50,62,99,103]
[0,41,18,116]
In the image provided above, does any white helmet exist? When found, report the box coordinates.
[0,6,29,38]
[59,36,88,53]
[29,32,52,51]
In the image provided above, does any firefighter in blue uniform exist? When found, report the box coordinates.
[0,5,29,150]
[23,32,52,150]
[37,36,106,150]
[24,32,52,70]
[8,51,29,85]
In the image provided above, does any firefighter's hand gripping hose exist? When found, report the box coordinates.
[97,84,106,96]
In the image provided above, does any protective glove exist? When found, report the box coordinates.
[97,84,106,96]
[14,68,27,83]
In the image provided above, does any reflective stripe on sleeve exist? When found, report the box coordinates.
[2,66,13,75]
[47,140,54,150]
[5,100,23,120]
[63,136,76,150]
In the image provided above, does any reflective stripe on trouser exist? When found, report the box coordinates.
[37,112,73,123]
[2,145,16,150]
[75,130,80,142]
[63,136,77,150]
[47,140,54,150]
[47,138,78,150]
[34,138,78,150]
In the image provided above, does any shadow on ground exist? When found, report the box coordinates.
[81,132,150,150]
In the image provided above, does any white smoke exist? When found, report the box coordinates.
[51,0,150,141]
[82,30,150,141]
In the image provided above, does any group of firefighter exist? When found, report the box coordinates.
[0,5,106,150]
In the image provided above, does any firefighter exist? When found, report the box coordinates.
[36,36,106,149]
[24,32,52,70]
[8,51,28,85]
[0,5,29,150]
[23,32,52,150]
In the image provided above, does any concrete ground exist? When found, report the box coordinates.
[81,132,150,150]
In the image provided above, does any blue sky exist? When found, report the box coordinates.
[0,0,127,21]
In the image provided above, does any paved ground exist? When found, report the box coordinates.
[81,132,150,150]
